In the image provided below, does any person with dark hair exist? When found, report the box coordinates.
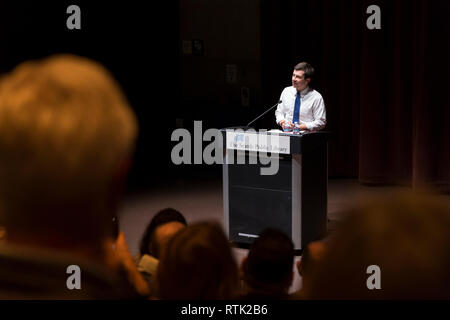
[136,208,187,290]
[139,208,187,258]
[303,192,450,299]
[0,55,143,299]
[240,228,295,299]
[156,221,239,300]
[275,62,326,131]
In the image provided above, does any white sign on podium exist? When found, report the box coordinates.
[225,131,290,154]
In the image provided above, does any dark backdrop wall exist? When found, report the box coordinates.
[260,0,450,190]
[179,0,262,123]
[1,0,449,192]
[0,1,180,190]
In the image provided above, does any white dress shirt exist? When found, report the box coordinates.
[275,86,326,131]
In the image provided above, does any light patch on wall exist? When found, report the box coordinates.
[182,40,193,54]
[226,64,238,84]
[241,87,250,107]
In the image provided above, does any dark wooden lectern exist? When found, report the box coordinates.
[222,130,329,251]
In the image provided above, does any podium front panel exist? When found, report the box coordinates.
[222,131,328,251]
[228,186,292,245]
[223,150,302,248]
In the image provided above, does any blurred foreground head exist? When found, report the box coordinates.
[0,55,137,254]
[304,192,450,299]
[157,222,239,299]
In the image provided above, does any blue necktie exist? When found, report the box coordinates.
[293,92,301,124]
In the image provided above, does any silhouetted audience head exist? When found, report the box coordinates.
[139,208,187,259]
[241,228,295,298]
[156,221,239,299]
[0,54,137,260]
[297,240,327,290]
[304,192,450,299]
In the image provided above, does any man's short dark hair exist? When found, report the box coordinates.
[139,208,187,257]
[294,62,315,80]
[243,228,295,288]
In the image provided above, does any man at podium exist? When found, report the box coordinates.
[275,62,326,132]
[223,62,329,249]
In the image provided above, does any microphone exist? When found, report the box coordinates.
[246,100,282,127]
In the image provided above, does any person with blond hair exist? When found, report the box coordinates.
[0,55,144,298]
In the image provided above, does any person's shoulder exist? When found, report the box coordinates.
[282,86,296,94]
[0,243,142,299]
[309,88,323,100]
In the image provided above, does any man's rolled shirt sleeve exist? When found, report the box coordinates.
[304,96,326,131]
[275,89,288,125]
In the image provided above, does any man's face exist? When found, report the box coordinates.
[292,69,310,92]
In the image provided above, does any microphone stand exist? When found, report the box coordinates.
[246,100,282,128]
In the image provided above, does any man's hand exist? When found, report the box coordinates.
[114,232,134,266]
[111,232,151,297]
[298,123,308,130]
[280,120,294,130]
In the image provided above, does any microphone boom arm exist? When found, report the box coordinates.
[246,100,282,127]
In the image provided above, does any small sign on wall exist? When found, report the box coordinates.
[226,64,237,84]
[182,40,192,54]
[192,39,204,55]
[182,40,204,55]
[241,86,250,107]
